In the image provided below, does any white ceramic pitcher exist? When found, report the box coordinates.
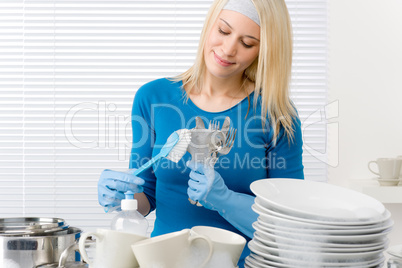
[78,229,147,268]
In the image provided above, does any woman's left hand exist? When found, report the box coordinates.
[186,160,258,238]
[186,160,228,210]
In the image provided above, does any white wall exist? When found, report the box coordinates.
[328,0,402,260]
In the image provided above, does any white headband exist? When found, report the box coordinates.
[223,0,260,26]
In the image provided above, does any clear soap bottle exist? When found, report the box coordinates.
[111,190,149,237]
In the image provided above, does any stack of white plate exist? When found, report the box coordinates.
[245,179,393,268]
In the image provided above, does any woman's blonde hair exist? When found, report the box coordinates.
[173,0,297,143]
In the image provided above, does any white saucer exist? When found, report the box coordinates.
[375,177,400,186]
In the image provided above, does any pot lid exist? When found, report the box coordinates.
[0,217,65,229]
[0,217,68,236]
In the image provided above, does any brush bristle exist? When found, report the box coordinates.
[166,129,191,163]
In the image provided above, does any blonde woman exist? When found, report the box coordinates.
[98,0,304,267]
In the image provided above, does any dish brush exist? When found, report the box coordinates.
[104,129,191,213]
[133,129,191,176]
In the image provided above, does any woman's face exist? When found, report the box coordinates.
[204,10,260,80]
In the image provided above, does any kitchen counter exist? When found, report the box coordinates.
[349,179,402,203]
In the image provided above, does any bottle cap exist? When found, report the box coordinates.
[125,191,135,200]
[121,191,138,210]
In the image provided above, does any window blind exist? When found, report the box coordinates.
[0,0,329,232]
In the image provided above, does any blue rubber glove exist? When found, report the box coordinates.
[98,169,145,212]
[187,161,258,238]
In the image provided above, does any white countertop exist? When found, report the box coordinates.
[349,178,402,204]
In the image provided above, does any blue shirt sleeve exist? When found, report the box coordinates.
[265,116,304,179]
[129,84,157,212]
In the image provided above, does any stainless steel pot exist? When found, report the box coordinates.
[0,227,81,268]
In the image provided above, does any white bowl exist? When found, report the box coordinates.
[251,179,386,223]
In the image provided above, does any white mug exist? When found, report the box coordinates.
[191,226,246,268]
[78,229,147,268]
[368,158,402,180]
[131,229,213,268]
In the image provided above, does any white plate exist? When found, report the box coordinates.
[252,201,393,230]
[247,253,288,268]
[253,221,391,244]
[245,255,277,268]
[253,232,388,253]
[253,200,392,227]
[251,179,386,223]
[247,252,385,268]
[252,222,389,249]
[256,214,394,236]
[253,221,391,243]
[244,259,266,268]
[252,238,384,262]
[248,240,386,267]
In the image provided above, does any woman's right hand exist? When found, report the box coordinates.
[98,169,145,212]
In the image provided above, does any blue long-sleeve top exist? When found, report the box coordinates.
[129,78,304,267]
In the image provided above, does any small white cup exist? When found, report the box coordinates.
[78,229,147,268]
[131,229,213,268]
[191,226,246,267]
[368,158,402,180]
